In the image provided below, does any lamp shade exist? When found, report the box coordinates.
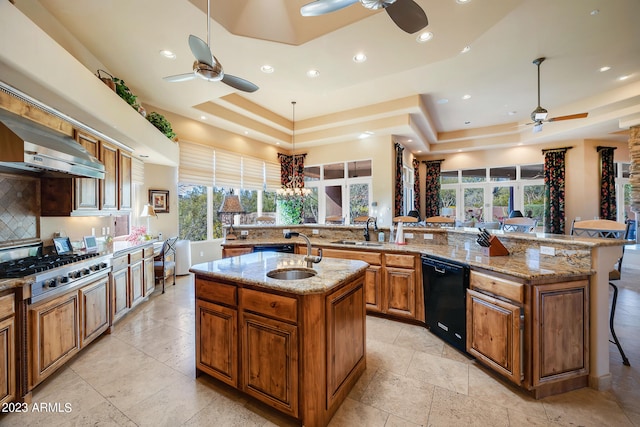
[140,204,157,217]
[218,195,245,214]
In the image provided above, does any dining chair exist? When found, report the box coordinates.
[255,215,275,224]
[502,217,537,233]
[392,215,419,223]
[326,216,344,224]
[154,237,178,294]
[424,216,455,227]
[570,219,631,366]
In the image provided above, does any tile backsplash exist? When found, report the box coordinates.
[0,173,39,243]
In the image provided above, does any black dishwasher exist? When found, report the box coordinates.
[252,244,295,253]
[422,254,470,352]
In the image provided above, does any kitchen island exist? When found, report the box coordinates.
[190,252,369,427]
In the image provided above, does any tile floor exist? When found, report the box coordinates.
[2,253,639,427]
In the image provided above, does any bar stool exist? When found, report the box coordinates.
[570,219,631,366]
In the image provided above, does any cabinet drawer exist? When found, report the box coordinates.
[129,249,143,264]
[470,271,524,304]
[196,278,237,307]
[384,253,415,268]
[0,293,15,319]
[143,246,155,258]
[111,255,128,272]
[321,248,381,265]
[240,288,297,323]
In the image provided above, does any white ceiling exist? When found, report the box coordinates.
[8,0,640,156]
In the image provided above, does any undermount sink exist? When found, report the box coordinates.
[267,268,317,280]
[331,240,383,247]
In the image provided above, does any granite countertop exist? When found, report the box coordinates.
[222,237,595,281]
[0,277,32,293]
[190,252,368,294]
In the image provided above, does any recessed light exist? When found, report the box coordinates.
[159,50,176,59]
[456,0,471,4]
[599,66,611,72]
[307,69,320,78]
[457,149,463,152]
[462,94,471,100]
[618,74,630,81]
[590,9,600,16]
[243,131,249,135]
[407,139,413,142]
[200,115,206,120]
[416,31,433,43]
[276,142,280,145]
[358,131,374,139]
[436,98,449,104]
[353,53,367,63]
[460,45,471,54]
[416,150,422,153]
[261,65,274,73]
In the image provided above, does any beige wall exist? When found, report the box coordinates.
[303,136,396,225]
[140,163,179,239]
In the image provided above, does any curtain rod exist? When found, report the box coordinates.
[541,146,573,154]
[596,146,617,152]
[421,159,445,164]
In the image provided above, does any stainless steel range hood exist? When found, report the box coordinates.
[0,108,105,179]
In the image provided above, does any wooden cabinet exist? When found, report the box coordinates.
[118,150,132,210]
[319,247,420,321]
[79,276,110,348]
[129,250,144,309]
[28,291,80,389]
[0,293,16,405]
[99,140,119,210]
[111,254,129,323]
[468,269,589,399]
[467,288,523,385]
[196,298,238,387]
[143,252,155,296]
[222,247,253,258]
[40,178,74,216]
[74,131,100,211]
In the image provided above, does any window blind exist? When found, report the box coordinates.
[242,156,265,191]
[178,141,214,186]
[214,149,241,189]
[265,161,281,191]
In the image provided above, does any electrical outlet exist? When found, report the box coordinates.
[241,230,249,236]
[540,245,556,256]
[423,233,433,240]
[404,232,414,239]
[312,229,319,235]
[283,229,290,235]
[199,251,204,257]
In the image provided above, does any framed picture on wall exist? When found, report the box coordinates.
[149,189,170,213]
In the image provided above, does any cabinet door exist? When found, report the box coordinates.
[0,316,15,405]
[40,178,73,216]
[532,280,589,386]
[79,276,110,348]
[119,150,132,210]
[111,268,129,323]
[129,261,144,309]
[364,265,383,313]
[196,299,237,387]
[222,247,253,258]
[466,289,522,385]
[29,292,80,389]
[241,311,298,417]
[99,141,118,210]
[74,131,100,210]
[384,267,416,319]
[144,257,155,296]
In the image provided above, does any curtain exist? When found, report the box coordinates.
[394,143,404,216]
[278,153,307,188]
[412,158,420,213]
[598,146,617,220]
[424,160,442,218]
[543,149,568,234]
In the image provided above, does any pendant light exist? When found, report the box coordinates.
[278,101,310,197]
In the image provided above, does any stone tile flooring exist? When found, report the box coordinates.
[2,259,639,426]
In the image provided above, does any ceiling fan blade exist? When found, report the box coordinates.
[163,73,196,83]
[385,0,428,33]
[222,74,259,93]
[188,34,213,66]
[300,0,359,16]
[547,112,588,122]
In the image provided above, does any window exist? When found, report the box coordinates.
[616,162,632,222]
[178,184,208,241]
[303,159,372,224]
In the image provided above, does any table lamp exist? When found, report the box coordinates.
[140,204,157,236]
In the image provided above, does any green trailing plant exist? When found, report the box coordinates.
[146,111,176,140]
[112,77,139,110]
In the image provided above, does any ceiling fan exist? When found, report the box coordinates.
[163,0,258,93]
[300,0,428,34]
[526,57,587,133]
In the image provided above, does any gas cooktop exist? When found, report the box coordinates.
[0,252,100,278]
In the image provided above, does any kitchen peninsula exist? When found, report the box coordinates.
[220,223,627,399]
[190,252,368,427]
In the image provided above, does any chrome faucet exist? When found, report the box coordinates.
[284,232,323,268]
[363,217,378,241]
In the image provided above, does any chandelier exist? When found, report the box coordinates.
[277,100,311,197]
